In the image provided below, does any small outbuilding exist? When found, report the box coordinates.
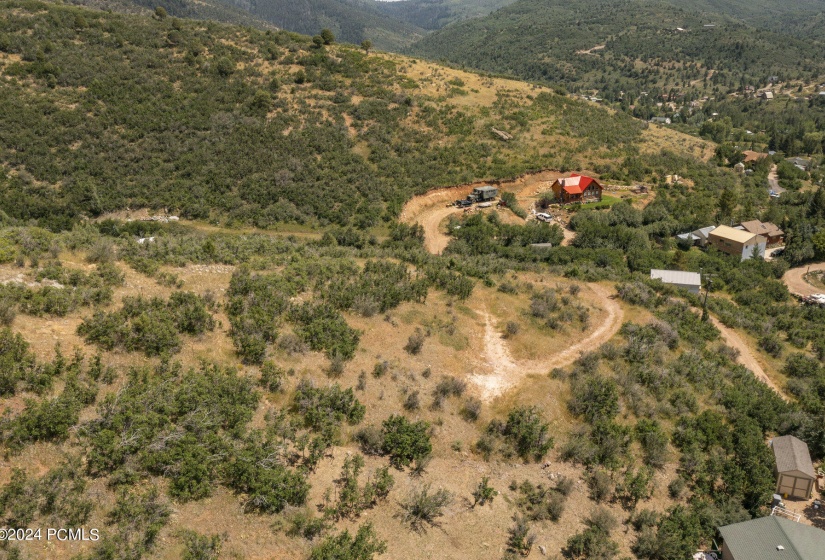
[772,435,816,500]
[650,269,702,294]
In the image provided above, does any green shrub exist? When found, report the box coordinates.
[308,523,386,560]
[381,415,432,468]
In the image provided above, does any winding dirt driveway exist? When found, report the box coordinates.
[470,284,624,401]
[783,262,825,297]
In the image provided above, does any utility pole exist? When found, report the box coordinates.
[701,272,713,322]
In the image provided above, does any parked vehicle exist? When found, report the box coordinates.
[455,199,472,208]
[536,213,553,222]
[771,247,785,257]
[466,185,498,203]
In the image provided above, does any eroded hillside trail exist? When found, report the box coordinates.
[708,316,786,399]
[469,284,624,401]
[783,262,825,297]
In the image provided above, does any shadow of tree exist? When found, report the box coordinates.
[802,502,825,530]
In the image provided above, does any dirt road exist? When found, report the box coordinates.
[708,316,785,398]
[768,164,786,195]
[783,262,825,297]
[470,284,623,400]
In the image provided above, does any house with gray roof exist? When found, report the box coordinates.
[675,225,716,247]
[772,435,816,499]
[719,516,825,560]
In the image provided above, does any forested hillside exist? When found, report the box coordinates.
[373,0,518,30]
[215,0,426,50]
[411,0,825,101]
[0,0,671,231]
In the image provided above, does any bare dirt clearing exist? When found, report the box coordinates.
[399,170,575,254]
[470,284,623,401]
[783,262,825,297]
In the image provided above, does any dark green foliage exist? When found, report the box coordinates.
[615,467,654,509]
[635,419,669,469]
[631,505,704,560]
[226,268,296,364]
[569,375,620,423]
[259,360,285,392]
[413,0,825,120]
[293,379,366,435]
[0,327,36,396]
[397,484,451,533]
[223,432,310,513]
[77,292,214,356]
[1,347,98,451]
[0,459,92,528]
[308,523,387,560]
[381,415,432,468]
[560,421,631,468]
[565,527,619,560]
[290,302,360,360]
[81,361,270,504]
[0,2,592,232]
[0,262,122,317]
[487,405,554,461]
[82,486,170,560]
[447,212,564,259]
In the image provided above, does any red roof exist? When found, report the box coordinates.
[559,174,596,195]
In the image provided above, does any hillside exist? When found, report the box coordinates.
[411,0,825,102]
[372,0,519,30]
[215,0,427,50]
[82,0,276,27]
[2,2,825,560]
[0,0,702,232]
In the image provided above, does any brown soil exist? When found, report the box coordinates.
[469,284,624,401]
[708,316,786,399]
[783,262,825,297]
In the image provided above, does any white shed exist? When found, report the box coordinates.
[650,270,702,294]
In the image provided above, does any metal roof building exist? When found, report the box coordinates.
[650,269,702,293]
[718,516,825,560]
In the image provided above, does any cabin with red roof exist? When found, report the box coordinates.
[550,174,603,204]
